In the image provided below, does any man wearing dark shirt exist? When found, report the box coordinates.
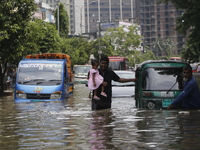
[91,56,137,110]
[167,65,200,109]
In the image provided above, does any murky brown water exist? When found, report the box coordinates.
[1,84,200,150]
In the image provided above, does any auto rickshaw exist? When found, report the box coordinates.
[135,60,188,109]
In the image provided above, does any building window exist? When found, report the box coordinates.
[166,31,169,36]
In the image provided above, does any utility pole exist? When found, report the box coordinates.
[57,0,59,35]
[97,21,101,61]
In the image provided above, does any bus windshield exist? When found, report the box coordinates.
[75,65,91,74]
[74,65,91,78]
[108,56,129,70]
[142,67,183,90]
[109,61,126,70]
[17,63,63,85]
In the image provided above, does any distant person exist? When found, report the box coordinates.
[92,55,137,110]
[88,59,107,100]
[167,64,200,109]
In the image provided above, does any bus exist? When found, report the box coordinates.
[73,65,91,84]
[170,57,182,61]
[108,56,129,70]
[14,53,74,102]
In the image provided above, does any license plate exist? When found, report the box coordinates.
[161,92,174,97]
[162,99,172,108]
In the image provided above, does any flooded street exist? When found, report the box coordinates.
[1,84,200,150]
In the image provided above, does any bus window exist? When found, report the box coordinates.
[170,57,182,61]
[108,56,129,70]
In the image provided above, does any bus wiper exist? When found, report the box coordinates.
[48,79,62,81]
[18,79,46,84]
[32,79,46,81]
[166,76,182,94]
[18,80,32,84]
[166,81,178,94]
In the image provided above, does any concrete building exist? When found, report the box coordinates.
[41,0,185,55]
[135,0,185,55]
[34,0,55,23]
[86,0,137,34]
[40,0,71,31]
[41,0,137,35]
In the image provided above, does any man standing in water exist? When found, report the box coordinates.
[91,55,137,110]
[167,65,200,109]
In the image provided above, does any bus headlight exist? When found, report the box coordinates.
[16,90,27,99]
[50,91,62,99]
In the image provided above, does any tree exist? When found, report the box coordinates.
[161,0,200,62]
[91,38,114,61]
[55,3,69,38]
[24,19,61,55]
[128,47,157,68]
[60,37,92,66]
[102,25,142,57]
[0,0,36,95]
[152,38,176,59]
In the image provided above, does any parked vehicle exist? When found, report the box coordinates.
[190,64,198,73]
[14,53,74,102]
[170,57,182,61]
[108,56,129,70]
[112,70,135,97]
[135,60,188,109]
[74,65,91,84]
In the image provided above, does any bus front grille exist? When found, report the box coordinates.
[27,93,51,99]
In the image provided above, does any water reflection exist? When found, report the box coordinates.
[0,85,200,149]
[88,110,115,149]
[135,110,200,150]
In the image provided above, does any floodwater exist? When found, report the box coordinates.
[1,84,200,150]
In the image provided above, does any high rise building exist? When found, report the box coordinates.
[85,0,137,34]
[42,0,137,35]
[136,0,185,55]
[42,0,185,55]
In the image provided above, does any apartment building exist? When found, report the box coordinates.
[86,0,137,33]
[34,0,55,23]
[41,0,136,35]
[136,0,185,55]
[41,0,185,55]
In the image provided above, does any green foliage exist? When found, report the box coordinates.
[55,3,69,38]
[91,38,114,61]
[24,19,61,55]
[102,25,142,56]
[0,0,36,95]
[99,24,156,66]
[127,50,157,68]
[152,38,176,59]
[161,0,200,62]
[60,37,92,66]
[181,42,200,63]
[0,0,36,60]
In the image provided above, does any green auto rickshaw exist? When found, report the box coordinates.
[135,60,188,109]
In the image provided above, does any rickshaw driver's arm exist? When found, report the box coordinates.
[167,104,174,109]
[118,78,137,83]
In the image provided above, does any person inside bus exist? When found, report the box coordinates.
[167,65,200,109]
[91,55,137,110]
[88,59,107,100]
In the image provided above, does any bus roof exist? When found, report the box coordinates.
[108,56,128,61]
[137,60,188,69]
